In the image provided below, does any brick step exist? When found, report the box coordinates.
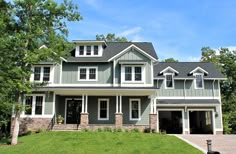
[53,124,81,130]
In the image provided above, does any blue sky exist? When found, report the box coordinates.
[66,0,236,61]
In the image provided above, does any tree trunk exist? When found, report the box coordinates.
[11,95,21,145]
[11,112,20,145]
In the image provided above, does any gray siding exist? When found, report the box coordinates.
[157,80,220,97]
[44,92,54,115]
[62,62,112,84]
[53,64,61,84]
[114,49,152,85]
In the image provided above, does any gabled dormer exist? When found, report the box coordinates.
[159,66,179,89]
[73,40,107,57]
[189,66,208,89]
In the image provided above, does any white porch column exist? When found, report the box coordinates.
[85,95,88,113]
[119,95,122,113]
[116,95,119,113]
[154,99,157,114]
[150,98,153,114]
[82,94,85,113]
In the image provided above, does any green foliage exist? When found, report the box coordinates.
[201,47,236,133]
[96,33,128,42]
[113,128,123,132]
[96,128,103,132]
[162,58,179,62]
[130,128,140,133]
[103,127,112,132]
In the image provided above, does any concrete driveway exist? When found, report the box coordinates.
[176,135,236,154]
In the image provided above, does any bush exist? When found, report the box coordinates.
[103,127,112,132]
[97,128,102,132]
[113,128,122,132]
[131,128,140,133]
[125,129,129,133]
[82,128,89,132]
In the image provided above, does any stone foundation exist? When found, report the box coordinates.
[149,114,157,132]
[80,113,89,128]
[11,117,52,135]
[115,113,123,128]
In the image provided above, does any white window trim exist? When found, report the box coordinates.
[30,65,53,83]
[78,66,98,81]
[129,98,141,121]
[194,73,204,89]
[98,98,109,120]
[22,94,45,117]
[164,73,174,89]
[76,45,102,57]
[121,65,145,83]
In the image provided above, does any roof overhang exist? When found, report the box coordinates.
[159,66,179,74]
[189,66,208,75]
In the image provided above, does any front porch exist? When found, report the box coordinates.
[53,88,157,131]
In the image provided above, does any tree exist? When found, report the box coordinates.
[200,47,236,133]
[0,0,82,145]
[162,58,179,62]
[96,33,128,42]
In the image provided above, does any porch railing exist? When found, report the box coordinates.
[48,114,56,130]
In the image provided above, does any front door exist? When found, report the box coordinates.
[66,99,82,124]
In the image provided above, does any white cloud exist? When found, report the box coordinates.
[84,0,100,8]
[188,56,201,62]
[119,27,142,37]
[131,35,143,42]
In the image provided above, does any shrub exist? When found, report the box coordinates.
[124,129,129,133]
[103,127,112,132]
[113,128,122,132]
[131,128,140,133]
[82,128,89,132]
[97,128,103,132]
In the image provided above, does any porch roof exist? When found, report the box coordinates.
[157,99,220,105]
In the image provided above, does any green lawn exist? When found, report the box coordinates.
[0,131,202,154]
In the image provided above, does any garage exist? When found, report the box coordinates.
[189,111,213,134]
[159,111,183,134]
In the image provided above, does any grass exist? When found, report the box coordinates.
[0,131,203,154]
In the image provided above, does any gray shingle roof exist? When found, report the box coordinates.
[67,42,158,62]
[154,62,225,79]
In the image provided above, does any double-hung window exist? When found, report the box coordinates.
[86,46,91,55]
[24,95,44,116]
[94,45,98,55]
[32,66,51,82]
[98,99,109,120]
[78,67,97,81]
[129,99,141,120]
[195,74,204,89]
[122,65,143,82]
[79,46,84,55]
[165,74,174,88]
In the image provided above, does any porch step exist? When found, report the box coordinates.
[52,124,81,131]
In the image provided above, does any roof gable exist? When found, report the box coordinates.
[189,66,208,75]
[160,66,179,74]
[108,44,157,62]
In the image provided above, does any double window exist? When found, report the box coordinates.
[98,99,109,120]
[122,65,143,82]
[165,74,174,88]
[129,99,141,120]
[78,45,99,56]
[195,74,204,89]
[32,66,51,82]
[24,95,44,116]
[78,67,97,81]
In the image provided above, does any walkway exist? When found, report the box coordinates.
[176,135,236,154]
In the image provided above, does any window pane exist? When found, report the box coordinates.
[34,67,41,81]
[80,68,86,79]
[89,68,96,79]
[135,67,142,81]
[35,96,43,115]
[43,67,50,81]
[25,96,33,115]
[131,101,139,119]
[94,46,98,55]
[125,67,132,81]
[196,75,203,88]
[100,101,107,119]
[166,75,173,87]
[86,46,91,55]
[79,46,84,55]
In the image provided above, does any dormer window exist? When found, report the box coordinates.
[79,46,84,55]
[86,46,91,55]
[195,74,204,89]
[165,74,174,89]
[94,46,98,55]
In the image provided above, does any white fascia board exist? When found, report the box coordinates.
[190,66,208,75]
[108,44,157,62]
[156,104,218,107]
[160,66,179,74]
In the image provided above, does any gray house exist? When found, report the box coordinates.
[18,40,225,134]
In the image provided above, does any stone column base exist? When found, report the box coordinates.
[149,114,157,133]
[115,113,123,128]
[80,113,89,128]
